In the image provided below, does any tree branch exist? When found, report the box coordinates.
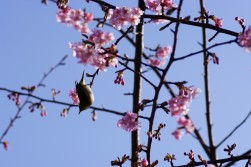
[0,55,68,143]
[142,14,239,37]
[216,111,251,148]
[199,0,217,162]
[174,155,251,167]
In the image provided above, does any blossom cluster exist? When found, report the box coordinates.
[148,46,172,67]
[169,86,201,116]
[56,7,93,34]
[169,86,201,140]
[238,26,251,52]
[89,29,115,48]
[69,88,80,105]
[211,16,223,28]
[114,71,125,85]
[8,92,21,107]
[69,42,118,71]
[107,7,144,30]
[117,111,140,132]
[145,0,177,13]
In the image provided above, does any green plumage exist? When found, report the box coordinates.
[75,72,94,114]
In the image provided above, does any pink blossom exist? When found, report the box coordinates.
[148,58,165,67]
[152,18,169,24]
[172,129,184,140]
[178,117,195,133]
[3,141,9,151]
[117,111,140,132]
[40,111,48,117]
[8,92,21,106]
[83,12,93,23]
[169,96,190,116]
[69,89,80,105]
[145,0,161,12]
[215,18,223,28]
[56,8,91,34]
[238,26,251,52]
[162,0,177,10]
[91,52,118,71]
[142,159,149,167]
[89,29,114,48]
[107,7,143,30]
[69,42,96,65]
[148,45,171,67]
[156,46,172,58]
[145,0,177,13]
[169,86,201,116]
[69,42,118,71]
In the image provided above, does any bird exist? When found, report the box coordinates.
[75,71,94,114]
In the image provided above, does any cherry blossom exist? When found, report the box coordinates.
[69,88,80,105]
[89,29,114,48]
[117,111,140,132]
[148,45,172,67]
[168,86,201,116]
[178,117,195,133]
[215,18,223,28]
[148,58,165,67]
[83,12,93,23]
[172,129,184,140]
[40,111,48,117]
[8,92,21,106]
[3,141,9,150]
[145,0,177,13]
[107,7,143,30]
[238,26,251,52]
[156,46,172,58]
[142,158,149,167]
[69,42,118,71]
[56,8,92,34]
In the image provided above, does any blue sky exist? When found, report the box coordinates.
[1,0,251,167]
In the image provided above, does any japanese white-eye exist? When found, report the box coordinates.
[75,71,94,114]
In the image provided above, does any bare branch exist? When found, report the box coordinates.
[0,55,68,143]
[216,111,251,148]
[174,155,251,167]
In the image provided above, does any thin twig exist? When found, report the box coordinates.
[216,111,251,148]
[0,55,68,143]
[223,149,251,167]
[146,0,184,163]
[0,87,150,121]
[119,61,156,89]
[143,14,239,37]
[174,39,236,61]
[199,0,217,162]
[174,155,251,167]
